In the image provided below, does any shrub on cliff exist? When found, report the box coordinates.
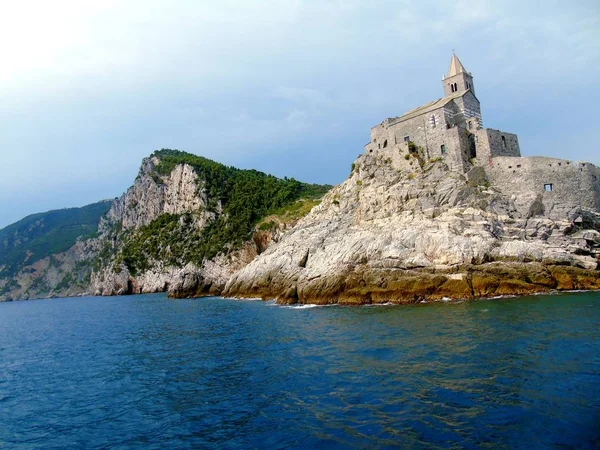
[117,150,331,274]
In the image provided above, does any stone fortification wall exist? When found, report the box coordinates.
[475,129,520,164]
[486,156,600,213]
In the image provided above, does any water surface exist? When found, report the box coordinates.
[1,292,599,448]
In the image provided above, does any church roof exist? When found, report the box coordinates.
[388,90,468,125]
[448,54,467,77]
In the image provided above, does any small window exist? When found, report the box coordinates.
[450,84,455,93]
[441,144,446,155]
[453,82,458,92]
[544,184,553,192]
[501,136,506,148]
[404,136,410,142]
[383,140,388,148]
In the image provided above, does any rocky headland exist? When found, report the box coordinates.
[1,148,598,304]
[223,150,600,304]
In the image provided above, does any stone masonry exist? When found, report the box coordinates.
[365,54,600,213]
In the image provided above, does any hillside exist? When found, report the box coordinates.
[0,201,111,279]
[92,149,331,297]
[0,149,331,301]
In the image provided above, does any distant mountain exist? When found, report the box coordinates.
[0,201,112,279]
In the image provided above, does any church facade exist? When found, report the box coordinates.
[364,54,520,172]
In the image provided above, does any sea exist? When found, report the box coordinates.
[0,292,599,449]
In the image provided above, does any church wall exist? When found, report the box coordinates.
[453,91,481,123]
[365,103,475,173]
[486,156,600,212]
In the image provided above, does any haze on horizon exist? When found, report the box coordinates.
[1,0,598,229]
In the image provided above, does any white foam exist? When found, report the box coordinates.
[282,304,323,309]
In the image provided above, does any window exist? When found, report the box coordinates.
[430,115,437,128]
[453,82,458,92]
[501,136,506,148]
[468,121,472,130]
[404,136,410,142]
[544,184,553,192]
[467,81,471,89]
[383,140,388,148]
[440,144,446,155]
[450,84,455,93]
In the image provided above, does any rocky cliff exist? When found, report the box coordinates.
[0,149,329,301]
[90,149,329,298]
[224,150,600,304]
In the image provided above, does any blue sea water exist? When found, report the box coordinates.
[0,293,599,449]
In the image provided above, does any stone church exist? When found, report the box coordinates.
[365,54,520,172]
[363,54,600,212]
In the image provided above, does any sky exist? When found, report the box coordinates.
[1,0,599,229]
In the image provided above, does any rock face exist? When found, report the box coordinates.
[106,158,211,230]
[90,153,308,298]
[91,156,215,296]
[224,151,600,304]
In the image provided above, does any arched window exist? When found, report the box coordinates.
[450,84,455,93]
[453,82,458,92]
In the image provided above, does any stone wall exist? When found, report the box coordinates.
[443,72,475,97]
[365,103,469,172]
[486,156,600,215]
[475,129,520,164]
[453,91,481,123]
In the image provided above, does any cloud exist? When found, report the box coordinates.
[0,0,599,228]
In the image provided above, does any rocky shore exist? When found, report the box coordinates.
[222,151,600,305]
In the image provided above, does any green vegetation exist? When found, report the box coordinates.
[0,201,111,277]
[117,149,331,274]
[261,198,321,225]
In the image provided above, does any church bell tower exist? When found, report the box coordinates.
[442,53,475,97]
